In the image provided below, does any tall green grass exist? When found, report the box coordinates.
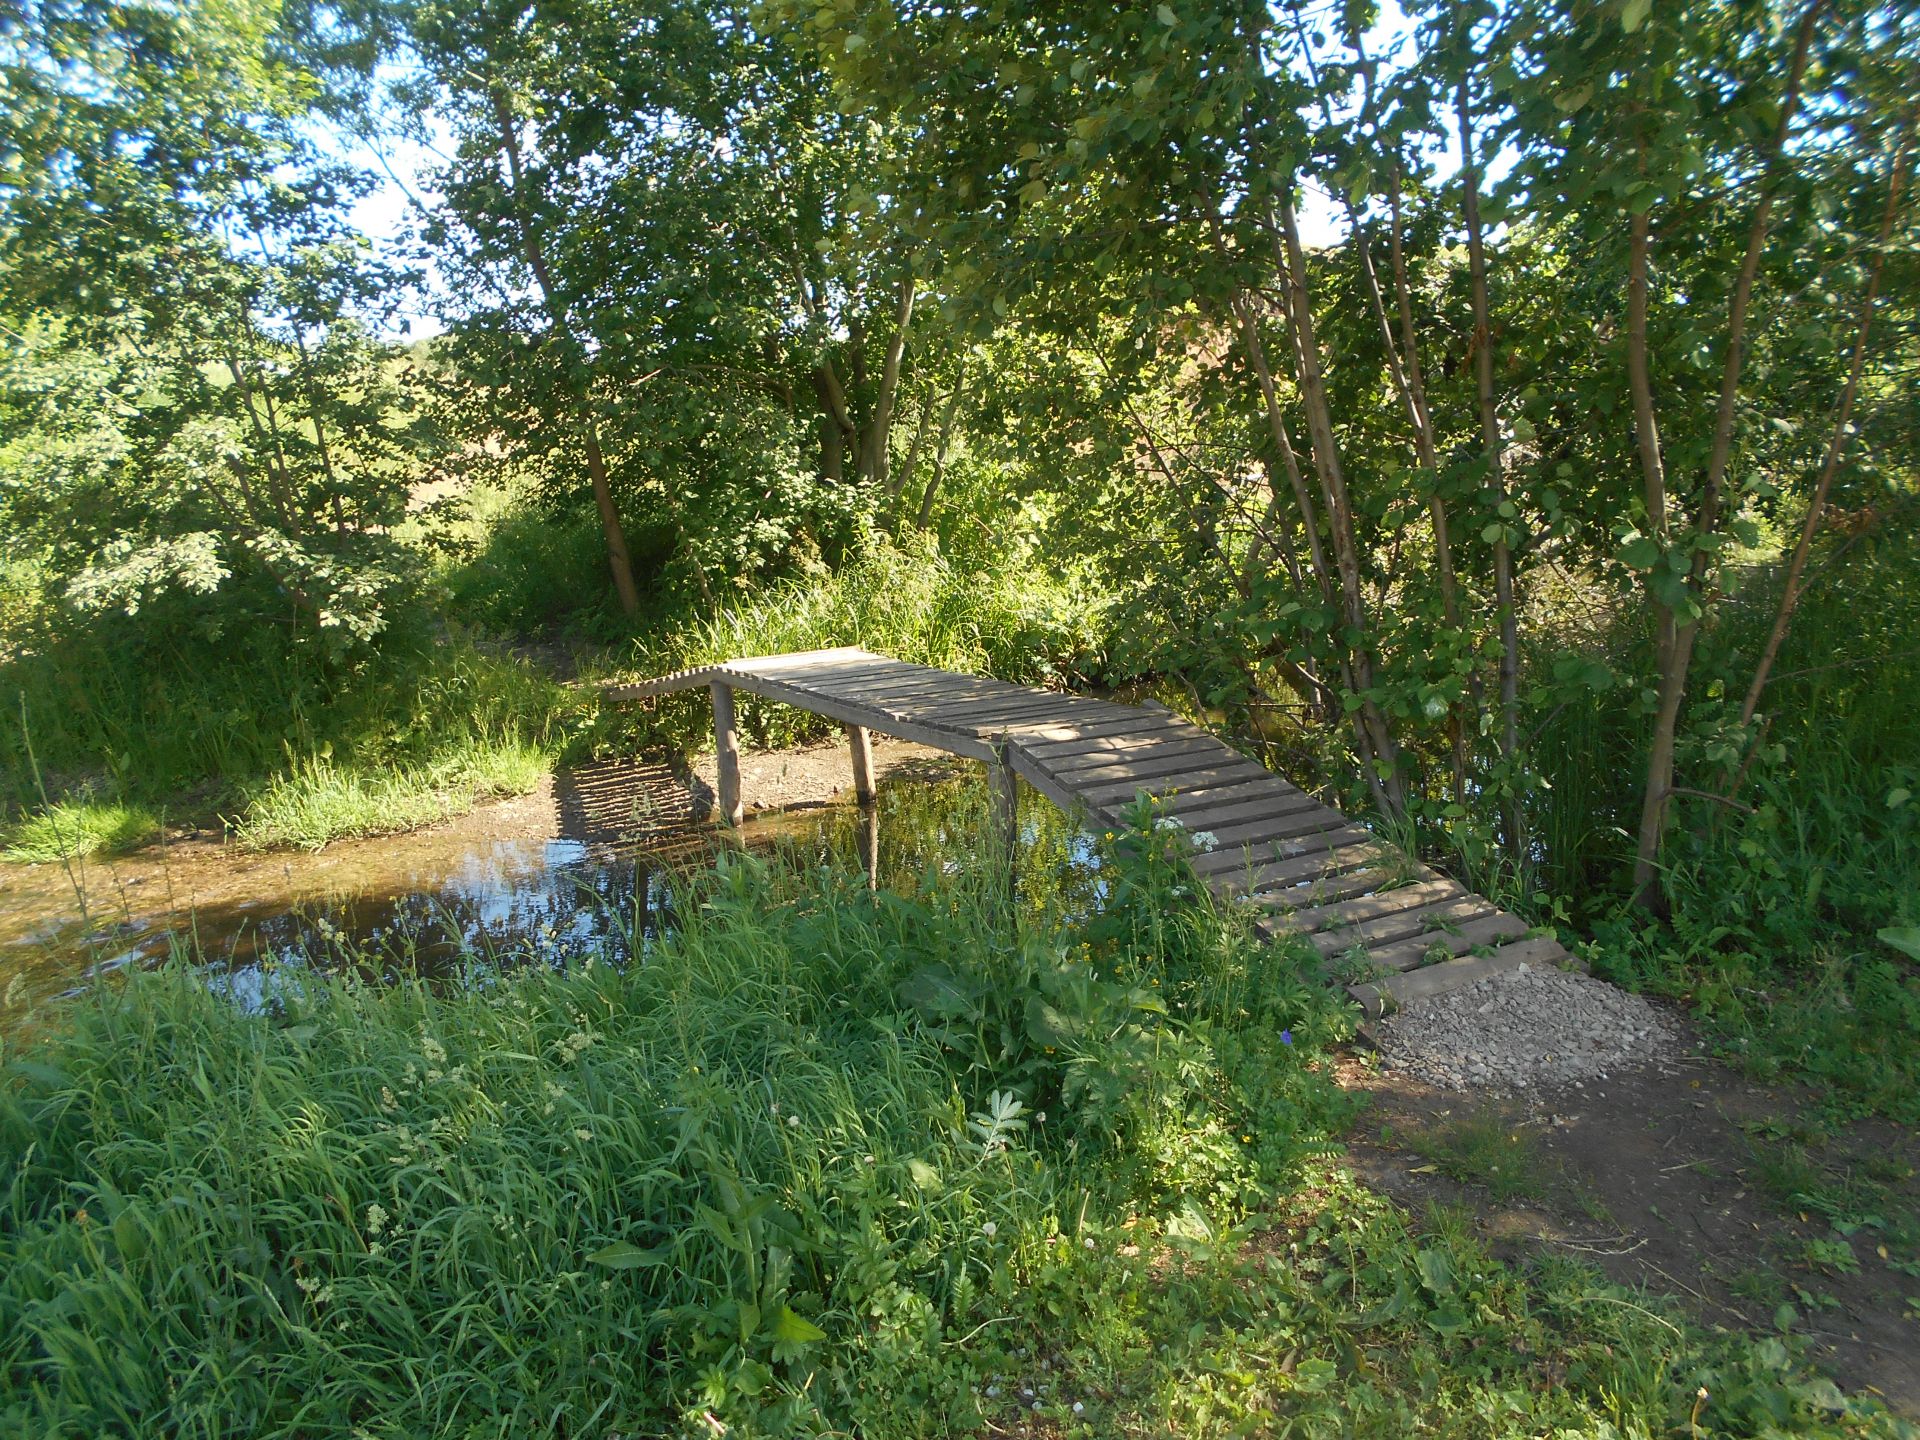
[626,537,1110,752]
[1526,533,1920,1119]
[1,600,590,854]
[0,798,161,863]
[232,739,550,851]
[2,824,1898,1437]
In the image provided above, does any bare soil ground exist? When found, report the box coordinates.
[1339,1026,1920,1413]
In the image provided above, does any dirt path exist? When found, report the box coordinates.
[1339,1026,1920,1413]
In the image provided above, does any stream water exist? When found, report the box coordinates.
[0,758,1101,1019]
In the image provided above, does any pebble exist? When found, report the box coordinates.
[1374,964,1684,1094]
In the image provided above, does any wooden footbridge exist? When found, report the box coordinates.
[608,647,1576,1014]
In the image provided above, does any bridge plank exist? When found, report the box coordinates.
[1265,877,1468,935]
[1367,912,1535,972]
[1306,895,1503,957]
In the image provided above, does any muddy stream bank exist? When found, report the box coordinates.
[2,737,1095,1015]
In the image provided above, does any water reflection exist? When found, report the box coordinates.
[1,763,1102,1017]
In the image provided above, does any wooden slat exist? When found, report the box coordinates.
[1044,736,1227,775]
[1367,912,1534,972]
[1189,823,1378,878]
[1265,877,1466,935]
[1070,752,1269,799]
[1154,792,1322,834]
[926,695,1098,729]
[1190,805,1356,851]
[1155,777,1311,817]
[1208,839,1402,896]
[1306,895,1501,957]
[711,671,1002,762]
[801,670,1017,706]
[1016,719,1201,758]
[1008,714,1198,745]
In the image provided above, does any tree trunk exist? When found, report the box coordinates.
[857,277,916,485]
[888,391,937,525]
[1228,288,1396,808]
[1457,78,1525,862]
[1629,13,1818,904]
[1272,193,1405,818]
[913,381,964,531]
[492,91,640,614]
[1737,104,1914,735]
[1383,158,1469,807]
[813,362,855,484]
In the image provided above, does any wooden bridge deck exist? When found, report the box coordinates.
[608,647,1577,1014]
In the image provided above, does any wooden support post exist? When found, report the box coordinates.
[711,680,742,827]
[988,743,1019,919]
[859,802,880,892]
[848,723,877,806]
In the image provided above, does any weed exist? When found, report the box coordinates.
[1407,1108,1557,1205]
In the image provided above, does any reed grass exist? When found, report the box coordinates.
[1,831,1900,1437]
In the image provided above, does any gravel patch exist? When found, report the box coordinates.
[1373,962,1686,1093]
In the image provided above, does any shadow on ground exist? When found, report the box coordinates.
[550,757,703,845]
[1338,1043,1920,1414]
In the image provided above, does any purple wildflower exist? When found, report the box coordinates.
[1279,1029,1294,1046]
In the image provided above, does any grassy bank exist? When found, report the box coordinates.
[0,810,1902,1437]
[620,536,1108,754]
[2,528,1107,859]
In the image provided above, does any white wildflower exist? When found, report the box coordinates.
[365,1203,389,1237]
[980,1220,997,1238]
[1190,831,1217,852]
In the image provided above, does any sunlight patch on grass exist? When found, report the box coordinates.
[231,740,550,851]
[2,799,162,864]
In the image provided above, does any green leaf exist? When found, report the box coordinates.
[897,964,981,1020]
[1415,1247,1454,1296]
[1877,928,1920,963]
[770,1304,827,1345]
[907,1159,942,1192]
[1025,993,1073,1046]
[1621,0,1651,32]
[1616,536,1660,570]
[588,1241,669,1270]
[1293,1356,1338,1391]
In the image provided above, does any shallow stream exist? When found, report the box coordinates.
[0,754,1100,1019]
